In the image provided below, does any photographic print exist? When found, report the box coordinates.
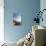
[13,13,22,26]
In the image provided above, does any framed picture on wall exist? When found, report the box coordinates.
[13,13,22,26]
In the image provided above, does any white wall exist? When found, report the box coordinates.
[40,0,46,27]
[0,0,4,42]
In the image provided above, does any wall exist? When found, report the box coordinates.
[4,0,40,42]
[0,0,4,42]
[40,0,46,27]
